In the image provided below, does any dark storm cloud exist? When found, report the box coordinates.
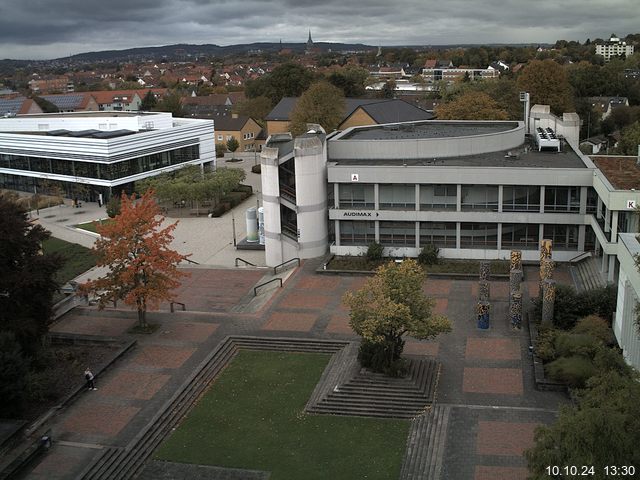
[0,0,638,59]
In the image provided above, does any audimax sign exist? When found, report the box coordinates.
[342,211,379,217]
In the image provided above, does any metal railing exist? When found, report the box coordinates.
[235,257,257,267]
[170,301,186,313]
[254,278,282,296]
[273,257,300,275]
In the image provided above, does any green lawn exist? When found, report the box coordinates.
[42,237,96,285]
[155,350,409,480]
[74,219,113,233]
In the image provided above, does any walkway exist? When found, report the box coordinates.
[19,260,571,480]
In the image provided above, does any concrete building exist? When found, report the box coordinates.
[0,111,215,201]
[614,233,640,370]
[259,107,640,272]
[595,35,634,62]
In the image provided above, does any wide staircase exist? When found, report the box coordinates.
[399,405,451,480]
[306,358,440,419]
[570,253,607,292]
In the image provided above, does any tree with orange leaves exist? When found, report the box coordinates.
[82,190,189,328]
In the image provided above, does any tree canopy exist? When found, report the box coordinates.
[436,91,509,120]
[616,120,640,155]
[153,90,184,117]
[525,371,640,478]
[245,63,316,106]
[516,59,575,115]
[343,259,451,374]
[0,193,61,356]
[289,80,345,135]
[82,190,189,328]
[138,165,245,207]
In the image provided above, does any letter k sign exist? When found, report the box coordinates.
[628,200,636,209]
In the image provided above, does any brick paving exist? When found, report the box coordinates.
[21,261,578,480]
[463,367,524,395]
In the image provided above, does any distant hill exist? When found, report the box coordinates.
[57,42,377,63]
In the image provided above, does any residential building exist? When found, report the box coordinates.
[28,76,74,94]
[40,93,99,112]
[214,113,263,152]
[89,89,167,111]
[265,98,433,136]
[421,66,498,82]
[0,111,214,201]
[595,35,634,62]
[587,96,629,119]
[0,96,43,116]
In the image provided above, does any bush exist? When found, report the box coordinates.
[571,315,613,344]
[545,355,598,388]
[535,326,559,362]
[106,195,121,218]
[220,191,247,208]
[251,164,261,174]
[366,242,384,261]
[554,332,602,358]
[233,184,253,194]
[215,143,227,158]
[418,244,439,265]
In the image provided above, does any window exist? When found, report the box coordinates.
[339,220,376,245]
[460,223,498,248]
[544,186,580,212]
[379,221,415,246]
[379,184,415,210]
[217,135,223,141]
[420,222,456,247]
[226,135,232,141]
[501,224,539,248]
[461,185,499,211]
[543,224,578,250]
[502,186,540,212]
[338,184,374,209]
[420,184,456,210]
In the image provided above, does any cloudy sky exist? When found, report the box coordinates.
[1,0,638,60]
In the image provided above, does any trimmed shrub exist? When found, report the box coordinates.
[535,327,559,362]
[366,241,384,261]
[418,244,439,265]
[571,315,613,345]
[233,184,253,194]
[251,164,261,174]
[554,332,602,358]
[210,203,230,217]
[545,355,597,388]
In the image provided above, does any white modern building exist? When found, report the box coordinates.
[595,35,634,62]
[0,111,215,201]
[614,233,640,370]
[259,107,640,276]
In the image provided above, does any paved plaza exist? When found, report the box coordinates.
[17,256,571,480]
[15,171,571,480]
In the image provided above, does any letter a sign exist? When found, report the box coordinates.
[351,173,359,182]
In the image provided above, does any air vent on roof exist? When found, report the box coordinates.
[535,126,560,152]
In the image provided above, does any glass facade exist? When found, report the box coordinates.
[460,223,498,248]
[461,185,499,211]
[419,184,456,210]
[0,145,199,182]
[339,220,375,245]
[502,186,541,212]
[501,223,539,248]
[543,224,579,250]
[338,184,374,209]
[379,221,415,246]
[420,222,456,248]
[379,184,415,210]
[544,186,580,212]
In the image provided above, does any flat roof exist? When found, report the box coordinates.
[1,129,140,139]
[8,111,157,119]
[330,138,587,169]
[339,121,519,141]
[591,156,640,190]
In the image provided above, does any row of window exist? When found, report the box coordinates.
[337,184,596,213]
[0,146,199,181]
[338,221,589,250]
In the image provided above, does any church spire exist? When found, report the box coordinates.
[307,30,313,47]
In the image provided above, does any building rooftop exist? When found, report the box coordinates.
[8,111,157,119]
[339,121,518,140]
[591,156,640,190]
[331,138,587,169]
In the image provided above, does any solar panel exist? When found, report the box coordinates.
[0,97,26,115]
[42,94,84,110]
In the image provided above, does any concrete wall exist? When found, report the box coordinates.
[615,233,640,371]
[260,146,283,267]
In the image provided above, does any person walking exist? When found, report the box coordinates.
[84,368,97,390]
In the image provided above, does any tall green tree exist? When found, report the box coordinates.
[0,193,62,356]
[245,63,316,105]
[517,59,575,115]
[343,259,451,375]
[289,80,345,136]
[234,96,272,125]
[616,121,640,155]
[436,91,509,120]
[327,66,369,97]
[154,90,184,117]
[526,371,640,478]
[140,90,158,110]
[226,136,240,153]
